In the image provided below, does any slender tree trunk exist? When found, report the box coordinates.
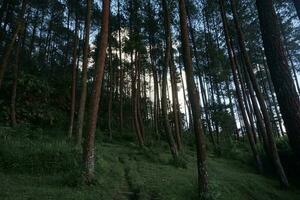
[161,0,179,158]
[10,37,21,127]
[242,61,270,155]
[162,53,178,158]
[286,51,300,95]
[161,0,182,151]
[256,0,300,159]
[257,63,280,137]
[76,0,93,146]
[108,37,114,141]
[118,0,124,133]
[179,0,208,194]
[186,3,215,147]
[150,45,160,139]
[237,59,258,144]
[131,51,144,146]
[68,17,79,139]
[180,66,192,132]
[231,0,288,186]
[136,54,145,142]
[226,78,239,140]
[0,0,26,90]
[29,9,39,56]
[219,0,263,173]
[262,56,284,135]
[83,0,110,184]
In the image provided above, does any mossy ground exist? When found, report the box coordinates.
[0,126,300,200]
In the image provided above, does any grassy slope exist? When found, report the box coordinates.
[0,127,300,200]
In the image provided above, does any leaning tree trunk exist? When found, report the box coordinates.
[186,3,216,147]
[161,0,179,158]
[219,0,263,173]
[83,0,110,184]
[231,0,288,187]
[161,0,182,151]
[179,0,209,195]
[256,0,300,159]
[76,0,93,147]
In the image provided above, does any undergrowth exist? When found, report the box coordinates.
[0,126,300,200]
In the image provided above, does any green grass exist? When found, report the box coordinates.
[0,126,300,200]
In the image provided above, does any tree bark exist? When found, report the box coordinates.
[150,44,160,139]
[83,0,110,184]
[256,0,300,159]
[219,0,263,173]
[68,17,79,139]
[161,0,179,158]
[186,3,216,147]
[231,0,288,186]
[76,0,93,147]
[179,0,208,194]
[131,51,144,146]
[118,0,124,133]
[10,37,21,127]
[108,37,114,141]
[161,0,182,151]
[0,0,26,90]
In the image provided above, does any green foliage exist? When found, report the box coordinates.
[0,74,68,127]
[168,154,188,169]
[1,127,300,200]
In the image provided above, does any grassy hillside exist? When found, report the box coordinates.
[0,126,299,200]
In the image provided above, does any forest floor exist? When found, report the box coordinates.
[0,126,300,200]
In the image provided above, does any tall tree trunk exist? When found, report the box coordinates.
[83,0,110,184]
[226,78,239,140]
[76,0,93,146]
[108,38,114,141]
[286,50,300,95]
[170,60,182,150]
[118,0,124,133]
[231,0,288,186]
[0,0,26,90]
[29,9,39,56]
[131,51,144,146]
[150,45,160,139]
[186,3,216,147]
[10,37,21,127]
[219,0,263,173]
[256,0,300,159]
[179,0,208,194]
[263,61,285,135]
[68,17,79,139]
[180,66,193,132]
[161,0,182,151]
[161,0,179,158]
[137,54,145,142]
